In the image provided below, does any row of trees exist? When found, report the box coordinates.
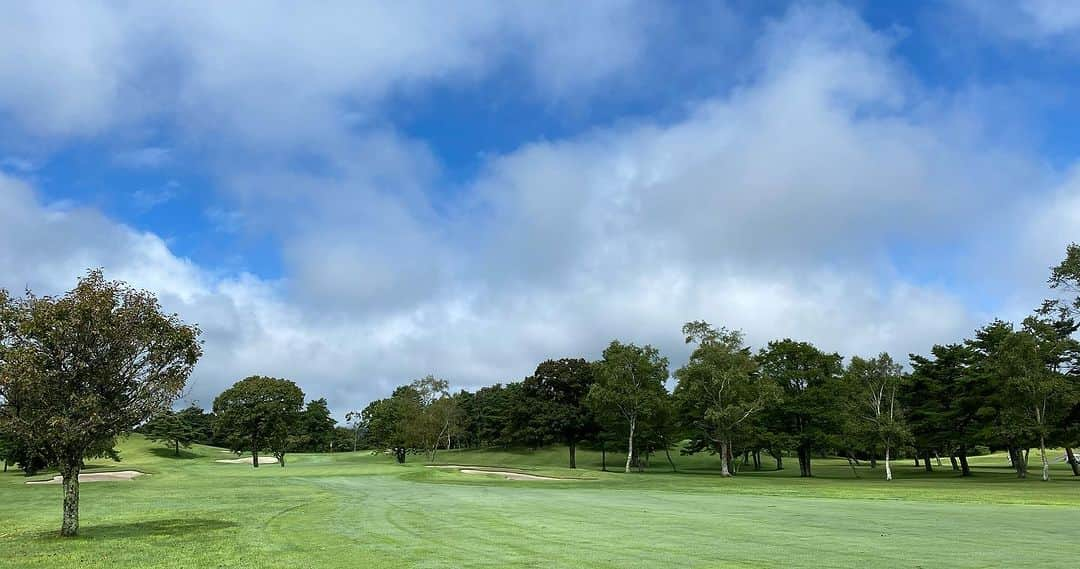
[138,385,340,466]
[354,249,1080,481]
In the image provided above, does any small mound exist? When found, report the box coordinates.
[215,456,279,465]
[26,471,147,485]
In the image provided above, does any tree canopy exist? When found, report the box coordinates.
[213,376,305,468]
[0,270,201,536]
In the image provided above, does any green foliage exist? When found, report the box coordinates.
[520,358,597,467]
[842,353,907,479]
[758,339,844,477]
[587,340,669,472]
[0,270,201,535]
[142,406,206,456]
[292,398,337,452]
[674,322,780,475]
[212,376,305,467]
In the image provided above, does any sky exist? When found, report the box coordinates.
[1,0,1079,418]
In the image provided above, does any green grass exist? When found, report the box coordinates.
[1,436,1078,568]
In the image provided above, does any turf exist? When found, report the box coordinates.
[1,436,1077,568]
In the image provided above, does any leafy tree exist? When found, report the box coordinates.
[967,320,1034,478]
[402,376,459,462]
[143,407,203,456]
[294,398,337,452]
[361,385,419,462]
[0,271,201,536]
[587,341,669,473]
[758,339,843,477]
[997,317,1079,481]
[521,358,597,468]
[213,376,304,468]
[845,354,906,480]
[674,322,779,477]
[907,343,982,475]
[344,410,363,451]
[1041,242,1080,319]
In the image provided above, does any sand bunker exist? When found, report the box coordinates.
[215,456,279,465]
[425,465,578,481]
[26,471,147,485]
[459,469,569,481]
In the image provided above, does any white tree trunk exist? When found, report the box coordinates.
[884,446,893,481]
[1040,436,1050,482]
[625,416,635,474]
[720,439,731,477]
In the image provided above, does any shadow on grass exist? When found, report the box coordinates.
[148,447,201,460]
[39,518,237,540]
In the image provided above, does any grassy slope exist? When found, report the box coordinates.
[0,436,1077,568]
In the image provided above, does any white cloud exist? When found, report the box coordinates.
[0,0,659,144]
[955,0,1080,46]
[0,3,1072,418]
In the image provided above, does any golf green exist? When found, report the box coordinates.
[1,436,1077,568]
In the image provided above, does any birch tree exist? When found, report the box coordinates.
[587,341,669,473]
[674,322,779,477]
[846,354,906,480]
[999,317,1079,481]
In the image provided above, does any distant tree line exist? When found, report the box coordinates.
[352,247,1080,481]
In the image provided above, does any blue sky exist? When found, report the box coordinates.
[1,0,1079,415]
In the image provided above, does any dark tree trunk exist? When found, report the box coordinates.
[958,448,971,477]
[252,448,260,468]
[568,440,577,469]
[923,451,933,473]
[174,440,180,456]
[870,456,877,469]
[664,444,677,472]
[845,452,860,478]
[949,455,959,471]
[1066,447,1080,476]
[1009,446,1027,478]
[797,445,812,477]
[60,462,80,537]
[601,441,607,472]
[753,450,761,470]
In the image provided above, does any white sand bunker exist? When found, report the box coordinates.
[459,469,569,481]
[215,456,278,465]
[26,471,147,485]
[425,465,578,481]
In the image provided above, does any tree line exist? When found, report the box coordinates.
[350,247,1080,481]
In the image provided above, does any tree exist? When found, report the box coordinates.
[674,322,779,477]
[758,339,843,477]
[1041,242,1080,319]
[213,376,304,468]
[521,358,597,468]
[345,410,363,451]
[360,391,411,462]
[845,354,906,480]
[295,398,337,452]
[143,407,203,456]
[968,320,1035,478]
[402,376,458,462]
[997,317,1079,481]
[0,271,201,536]
[587,341,669,473]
